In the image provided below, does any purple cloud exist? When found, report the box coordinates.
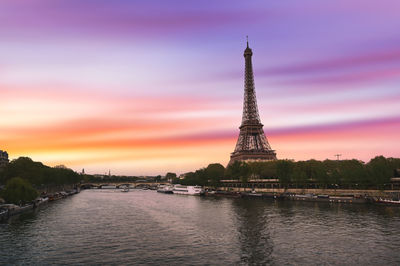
[262,49,400,76]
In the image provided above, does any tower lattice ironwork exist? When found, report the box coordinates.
[229,40,277,165]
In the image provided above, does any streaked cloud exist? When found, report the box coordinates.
[1,0,399,174]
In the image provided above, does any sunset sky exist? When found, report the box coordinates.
[1,0,400,175]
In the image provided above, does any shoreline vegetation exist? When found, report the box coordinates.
[1,155,400,221]
[0,157,82,221]
[173,156,400,190]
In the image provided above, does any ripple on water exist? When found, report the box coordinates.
[2,190,400,265]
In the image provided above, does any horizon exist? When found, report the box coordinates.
[1,0,400,175]
[4,154,398,177]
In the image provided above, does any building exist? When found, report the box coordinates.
[229,41,277,165]
[0,150,9,168]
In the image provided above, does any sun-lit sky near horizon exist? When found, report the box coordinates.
[1,0,400,175]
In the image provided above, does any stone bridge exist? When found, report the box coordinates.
[80,181,170,189]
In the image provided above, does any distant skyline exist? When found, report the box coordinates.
[1,0,400,175]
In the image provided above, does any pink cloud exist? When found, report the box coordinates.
[0,3,266,38]
[267,116,400,137]
[274,67,400,87]
[262,49,400,76]
[267,93,400,115]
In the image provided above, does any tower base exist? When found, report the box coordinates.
[228,150,277,166]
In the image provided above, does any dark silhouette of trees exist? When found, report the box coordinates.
[165,172,177,180]
[1,177,38,204]
[0,157,80,186]
[173,156,400,189]
[225,161,251,182]
[205,163,225,187]
[276,160,294,188]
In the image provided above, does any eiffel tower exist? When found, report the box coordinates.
[229,40,277,165]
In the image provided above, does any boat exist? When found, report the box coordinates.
[241,191,263,197]
[173,185,204,195]
[121,187,129,192]
[157,185,174,194]
[0,204,34,215]
[48,193,63,201]
[206,190,241,198]
[101,185,116,189]
[376,198,400,205]
[34,197,49,207]
[0,208,9,221]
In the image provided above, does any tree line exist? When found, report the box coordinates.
[0,157,81,186]
[0,157,81,204]
[173,156,400,189]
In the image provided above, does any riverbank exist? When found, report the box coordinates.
[3,189,400,265]
[206,187,400,205]
[0,188,80,222]
[217,186,400,198]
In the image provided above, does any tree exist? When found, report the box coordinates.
[226,161,241,180]
[276,160,294,188]
[0,157,80,186]
[1,177,38,204]
[367,156,392,189]
[166,172,177,180]
[306,160,328,188]
[339,160,366,188]
[259,161,278,179]
[248,161,277,179]
[292,164,308,188]
[205,163,225,187]
[225,161,250,183]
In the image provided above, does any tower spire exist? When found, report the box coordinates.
[246,35,249,48]
[229,42,276,165]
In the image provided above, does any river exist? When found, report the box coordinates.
[1,189,400,265]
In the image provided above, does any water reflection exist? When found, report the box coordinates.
[232,199,273,264]
[2,191,400,265]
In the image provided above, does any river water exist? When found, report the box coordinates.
[1,189,400,265]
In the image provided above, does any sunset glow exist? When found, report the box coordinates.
[1,0,399,175]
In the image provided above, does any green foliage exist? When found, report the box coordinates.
[248,161,277,179]
[1,177,38,204]
[0,157,81,186]
[172,163,225,186]
[307,160,329,187]
[366,156,392,189]
[180,169,207,186]
[205,163,225,187]
[166,172,177,180]
[238,163,250,183]
[291,161,308,186]
[179,156,400,190]
[224,161,250,183]
[276,160,294,187]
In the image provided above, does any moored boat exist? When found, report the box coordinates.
[101,185,116,189]
[173,185,204,195]
[376,198,400,205]
[34,197,49,207]
[157,185,174,194]
[206,190,241,198]
[121,186,129,192]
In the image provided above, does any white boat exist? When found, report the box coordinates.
[121,187,129,192]
[377,198,400,205]
[35,197,49,206]
[173,185,204,195]
[157,185,174,194]
[101,185,116,189]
